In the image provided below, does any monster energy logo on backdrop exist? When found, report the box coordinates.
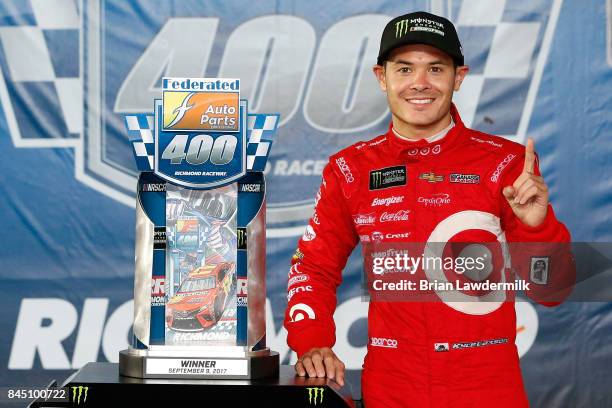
[306,387,325,405]
[237,227,247,250]
[71,386,89,405]
[369,166,406,190]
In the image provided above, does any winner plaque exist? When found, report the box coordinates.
[118,77,279,379]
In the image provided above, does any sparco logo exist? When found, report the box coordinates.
[380,210,410,222]
[371,195,404,207]
[369,166,406,190]
[71,386,89,405]
[490,154,516,182]
[371,337,398,348]
[418,193,451,207]
[306,387,325,405]
[335,157,354,183]
[450,173,480,184]
[353,213,376,226]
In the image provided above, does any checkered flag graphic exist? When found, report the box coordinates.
[246,114,279,171]
[166,227,175,246]
[125,114,155,171]
[0,0,558,196]
[450,0,554,138]
[0,0,81,141]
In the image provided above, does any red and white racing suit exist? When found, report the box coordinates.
[284,105,573,407]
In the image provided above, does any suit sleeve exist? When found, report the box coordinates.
[283,161,359,357]
[498,152,575,306]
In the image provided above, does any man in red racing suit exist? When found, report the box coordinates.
[284,11,573,408]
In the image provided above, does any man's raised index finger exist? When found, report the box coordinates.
[523,137,536,174]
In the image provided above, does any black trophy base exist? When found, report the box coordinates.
[118,348,279,380]
[28,363,359,407]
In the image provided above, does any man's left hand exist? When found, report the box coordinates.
[502,138,549,227]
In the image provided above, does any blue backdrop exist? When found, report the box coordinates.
[0,1,611,406]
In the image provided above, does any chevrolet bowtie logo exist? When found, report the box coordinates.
[419,172,444,183]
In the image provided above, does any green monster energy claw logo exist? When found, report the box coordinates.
[395,19,409,38]
[371,171,382,188]
[71,386,89,405]
[237,227,247,249]
[306,387,325,405]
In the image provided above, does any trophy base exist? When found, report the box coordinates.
[119,348,279,380]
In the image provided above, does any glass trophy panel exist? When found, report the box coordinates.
[164,183,238,346]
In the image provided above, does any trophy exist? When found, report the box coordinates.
[119,77,279,379]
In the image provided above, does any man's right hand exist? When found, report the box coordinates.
[295,347,346,386]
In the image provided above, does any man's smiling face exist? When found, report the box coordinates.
[373,44,469,138]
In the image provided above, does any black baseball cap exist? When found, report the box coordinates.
[377,11,464,66]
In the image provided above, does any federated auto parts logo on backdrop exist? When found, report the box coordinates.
[0,0,560,234]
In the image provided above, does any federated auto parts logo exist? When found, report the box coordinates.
[71,385,89,405]
[162,78,240,132]
[306,387,325,405]
[0,0,558,233]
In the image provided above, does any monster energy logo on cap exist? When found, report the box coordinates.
[395,19,409,38]
[71,385,89,405]
[396,17,445,38]
[369,166,406,190]
[237,227,247,250]
[306,387,325,405]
